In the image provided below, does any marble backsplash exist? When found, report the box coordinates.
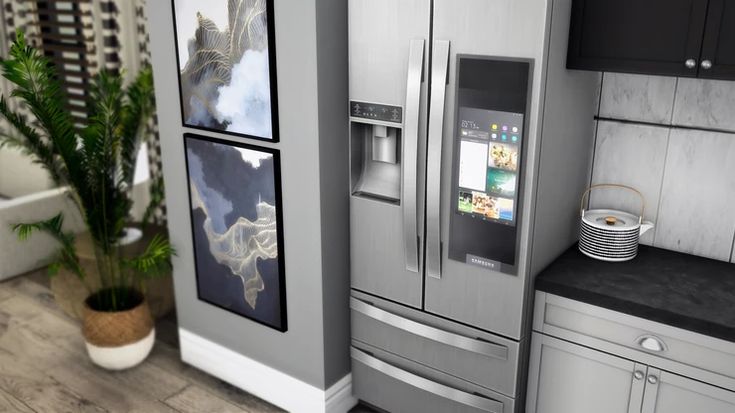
[589,72,735,263]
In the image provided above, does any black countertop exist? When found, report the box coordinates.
[535,244,735,343]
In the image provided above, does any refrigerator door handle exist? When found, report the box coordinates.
[402,39,425,273]
[426,40,450,280]
[351,348,505,413]
[351,297,509,360]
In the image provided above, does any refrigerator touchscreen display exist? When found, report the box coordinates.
[456,107,524,226]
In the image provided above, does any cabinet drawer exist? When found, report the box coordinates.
[351,294,519,397]
[351,344,513,413]
[534,293,735,383]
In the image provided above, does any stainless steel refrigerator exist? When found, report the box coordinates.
[348,0,599,411]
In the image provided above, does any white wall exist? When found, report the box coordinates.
[147,0,350,395]
[589,73,735,263]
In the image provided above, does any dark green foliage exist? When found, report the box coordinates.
[12,213,85,280]
[0,31,174,312]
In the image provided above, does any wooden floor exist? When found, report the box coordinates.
[0,271,376,413]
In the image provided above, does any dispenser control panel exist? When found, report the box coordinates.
[350,100,403,124]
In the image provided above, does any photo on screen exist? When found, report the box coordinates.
[458,191,473,213]
[488,143,519,171]
[487,169,517,197]
[471,192,492,216]
[497,197,514,221]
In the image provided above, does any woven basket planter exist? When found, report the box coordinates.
[82,289,155,370]
[51,224,174,320]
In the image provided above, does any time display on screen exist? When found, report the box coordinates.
[456,107,523,226]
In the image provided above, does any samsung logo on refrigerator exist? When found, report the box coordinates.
[466,254,500,271]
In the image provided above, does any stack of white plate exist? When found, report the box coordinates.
[578,184,654,263]
[579,209,641,262]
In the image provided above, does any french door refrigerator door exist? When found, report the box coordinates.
[349,0,430,308]
[423,0,551,339]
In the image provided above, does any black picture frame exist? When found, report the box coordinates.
[172,0,280,143]
[184,133,287,332]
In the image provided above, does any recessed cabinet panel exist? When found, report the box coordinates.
[568,0,709,77]
[526,333,646,413]
[642,369,735,413]
[700,0,735,79]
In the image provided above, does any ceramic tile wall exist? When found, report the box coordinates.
[591,73,735,263]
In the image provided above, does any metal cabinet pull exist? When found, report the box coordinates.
[351,348,504,412]
[425,40,450,280]
[701,59,713,70]
[351,297,508,360]
[637,335,667,353]
[402,39,425,273]
[647,375,658,385]
[685,58,697,69]
[633,371,644,380]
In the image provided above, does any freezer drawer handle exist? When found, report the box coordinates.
[351,347,504,413]
[426,39,451,279]
[402,39,425,274]
[351,297,509,360]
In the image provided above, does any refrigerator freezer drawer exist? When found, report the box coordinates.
[351,344,514,413]
[350,294,520,397]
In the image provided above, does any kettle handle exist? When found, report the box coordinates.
[581,184,645,223]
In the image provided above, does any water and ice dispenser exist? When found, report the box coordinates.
[350,101,404,203]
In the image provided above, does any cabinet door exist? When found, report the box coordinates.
[699,0,735,79]
[642,368,735,413]
[567,0,709,77]
[526,333,646,413]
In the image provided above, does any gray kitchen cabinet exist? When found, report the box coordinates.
[527,333,646,413]
[527,292,735,413]
[641,368,735,413]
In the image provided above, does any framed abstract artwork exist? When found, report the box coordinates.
[172,0,279,142]
[184,133,287,331]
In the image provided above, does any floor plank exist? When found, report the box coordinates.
[0,272,374,413]
[0,295,79,341]
[0,347,108,413]
[48,359,182,413]
[164,385,251,413]
[0,285,14,304]
[0,387,35,413]
[148,343,284,413]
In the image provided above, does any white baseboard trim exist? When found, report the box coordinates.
[179,328,357,413]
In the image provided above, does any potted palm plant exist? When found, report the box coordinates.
[0,31,174,370]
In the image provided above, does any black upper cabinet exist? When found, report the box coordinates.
[567,0,735,80]
[700,0,735,79]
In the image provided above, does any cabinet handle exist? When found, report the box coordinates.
[637,335,667,352]
[633,370,644,380]
[701,59,713,70]
[647,375,658,385]
[685,59,697,69]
